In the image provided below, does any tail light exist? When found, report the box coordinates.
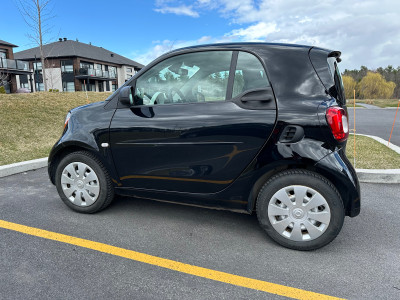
[326,107,349,141]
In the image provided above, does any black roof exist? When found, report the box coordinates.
[0,39,18,47]
[14,39,143,68]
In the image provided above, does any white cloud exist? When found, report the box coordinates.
[226,22,278,41]
[142,0,400,69]
[133,36,215,65]
[154,5,199,17]
[154,0,200,18]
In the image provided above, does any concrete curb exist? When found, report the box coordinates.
[355,169,400,183]
[0,157,48,178]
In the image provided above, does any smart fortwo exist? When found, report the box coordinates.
[48,43,361,250]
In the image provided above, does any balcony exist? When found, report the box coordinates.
[77,68,116,79]
[0,58,31,74]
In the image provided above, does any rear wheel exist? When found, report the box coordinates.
[55,151,114,213]
[256,170,344,250]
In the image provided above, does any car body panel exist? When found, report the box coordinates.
[48,42,360,217]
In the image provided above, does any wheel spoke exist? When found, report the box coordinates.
[84,171,97,183]
[271,217,291,233]
[274,189,293,207]
[290,223,303,241]
[77,162,86,178]
[82,190,95,206]
[305,220,323,237]
[85,184,99,196]
[268,204,289,217]
[308,211,330,224]
[304,193,326,210]
[63,187,75,198]
[65,164,78,179]
[72,191,83,206]
[293,186,307,206]
[61,174,75,185]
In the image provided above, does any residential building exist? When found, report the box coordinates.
[0,39,32,93]
[14,38,144,92]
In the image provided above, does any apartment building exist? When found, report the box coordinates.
[0,39,31,93]
[14,38,143,92]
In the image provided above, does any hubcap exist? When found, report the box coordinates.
[61,162,100,207]
[268,185,331,242]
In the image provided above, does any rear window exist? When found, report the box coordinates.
[327,57,346,104]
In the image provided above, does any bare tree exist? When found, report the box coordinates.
[17,0,53,92]
[0,69,11,92]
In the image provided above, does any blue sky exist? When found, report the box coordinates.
[2,0,400,70]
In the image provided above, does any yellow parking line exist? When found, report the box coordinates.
[0,219,344,300]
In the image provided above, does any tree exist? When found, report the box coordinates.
[18,0,53,92]
[358,72,396,99]
[342,75,357,99]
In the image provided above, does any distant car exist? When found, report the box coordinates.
[48,43,360,250]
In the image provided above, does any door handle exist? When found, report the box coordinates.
[240,88,274,103]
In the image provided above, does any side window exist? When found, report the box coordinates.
[233,52,270,98]
[134,51,232,106]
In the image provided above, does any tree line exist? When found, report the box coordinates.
[342,66,399,99]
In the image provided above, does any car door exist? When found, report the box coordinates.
[109,50,277,194]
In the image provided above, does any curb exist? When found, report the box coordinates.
[0,157,48,178]
[355,169,400,184]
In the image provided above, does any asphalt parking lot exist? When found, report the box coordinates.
[1,168,399,300]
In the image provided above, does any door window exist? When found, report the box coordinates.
[233,52,270,98]
[134,51,233,106]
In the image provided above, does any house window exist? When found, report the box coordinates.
[61,60,74,73]
[126,67,132,73]
[0,50,6,68]
[112,83,117,92]
[80,61,93,69]
[34,62,42,73]
[20,83,29,89]
[35,82,44,91]
[63,81,75,92]
[109,66,116,78]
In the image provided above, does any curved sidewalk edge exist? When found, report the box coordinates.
[0,156,399,184]
[355,169,400,183]
[0,157,48,178]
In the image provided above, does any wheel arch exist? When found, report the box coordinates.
[247,161,354,216]
[48,142,103,185]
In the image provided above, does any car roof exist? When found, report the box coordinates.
[169,42,312,53]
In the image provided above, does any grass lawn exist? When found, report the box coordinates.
[346,134,400,169]
[0,92,111,165]
[1,93,400,169]
[347,99,400,108]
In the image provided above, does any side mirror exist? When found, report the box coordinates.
[119,86,133,106]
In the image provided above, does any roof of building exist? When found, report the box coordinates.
[0,39,18,47]
[14,39,144,68]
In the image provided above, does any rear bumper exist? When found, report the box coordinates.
[315,148,361,217]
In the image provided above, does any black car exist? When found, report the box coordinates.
[48,43,360,250]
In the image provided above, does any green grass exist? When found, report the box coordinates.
[346,134,400,169]
[1,93,400,169]
[347,99,400,108]
[0,92,111,165]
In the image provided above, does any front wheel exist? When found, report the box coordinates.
[55,151,114,213]
[256,170,344,251]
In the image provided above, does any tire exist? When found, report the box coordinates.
[55,151,114,213]
[256,170,344,251]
